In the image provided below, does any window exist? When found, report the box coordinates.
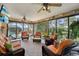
[49,20,56,35]
[24,23,29,31]
[17,23,23,39]
[28,24,33,36]
[69,15,79,41]
[36,21,48,36]
[8,22,17,38]
[57,18,68,40]
[8,22,30,39]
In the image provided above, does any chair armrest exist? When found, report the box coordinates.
[0,48,25,56]
[42,45,60,56]
[12,48,25,56]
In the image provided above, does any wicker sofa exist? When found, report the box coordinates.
[0,33,25,56]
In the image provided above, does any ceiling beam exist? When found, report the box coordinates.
[36,8,79,23]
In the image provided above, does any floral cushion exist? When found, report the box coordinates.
[35,32,41,36]
[0,33,11,54]
[0,40,7,54]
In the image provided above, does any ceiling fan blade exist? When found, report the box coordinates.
[48,3,62,7]
[37,7,43,13]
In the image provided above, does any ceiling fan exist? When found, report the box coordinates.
[37,3,62,13]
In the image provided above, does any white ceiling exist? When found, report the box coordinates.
[3,3,79,22]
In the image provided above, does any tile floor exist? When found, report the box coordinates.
[21,36,44,56]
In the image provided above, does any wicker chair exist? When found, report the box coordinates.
[33,32,41,42]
